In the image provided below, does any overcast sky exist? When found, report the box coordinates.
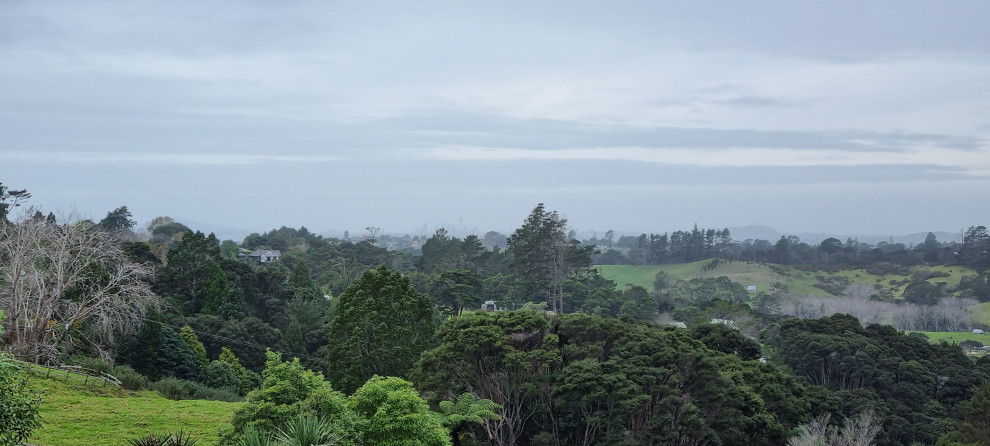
[2,1,988,239]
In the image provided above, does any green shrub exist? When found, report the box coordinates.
[1,311,43,445]
[201,360,241,396]
[68,354,114,376]
[151,377,242,402]
[114,364,150,391]
[127,430,199,446]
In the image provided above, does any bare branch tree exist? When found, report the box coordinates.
[0,217,159,364]
[788,411,883,446]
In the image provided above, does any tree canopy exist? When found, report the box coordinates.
[324,265,435,393]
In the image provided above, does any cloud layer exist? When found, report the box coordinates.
[2,1,988,235]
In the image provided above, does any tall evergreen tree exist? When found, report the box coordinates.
[507,203,592,313]
[324,265,435,393]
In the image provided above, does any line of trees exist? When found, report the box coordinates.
[596,225,990,271]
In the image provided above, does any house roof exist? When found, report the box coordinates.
[249,249,281,257]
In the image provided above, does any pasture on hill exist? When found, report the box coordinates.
[910,331,990,345]
[596,261,975,300]
[27,376,239,446]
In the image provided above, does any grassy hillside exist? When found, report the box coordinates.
[597,261,975,300]
[971,303,990,326]
[598,260,783,294]
[910,331,990,345]
[28,376,239,446]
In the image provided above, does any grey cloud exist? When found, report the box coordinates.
[715,95,798,108]
[1,0,988,237]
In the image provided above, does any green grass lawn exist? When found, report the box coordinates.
[28,376,240,446]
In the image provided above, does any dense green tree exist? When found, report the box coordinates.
[670,276,749,307]
[617,285,659,321]
[903,281,947,306]
[962,226,990,269]
[122,241,161,265]
[289,260,315,289]
[216,240,239,260]
[201,262,232,315]
[98,205,137,232]
[348,376,451,446]
[218,347,260,396]
[417,312,804,445]
[430,269,483,317]
[324,265,435,393]
[819,237,843,255]
[415,311,557,446]
[155,231,222,314]
[179,325,209,375]
[217,318,284,372]
[961,381,990,445]
[771,314,987,446]
[201,360,242,395]
[118,319,197,381]
[507,203,593,313]
[158,325,199,381]
[691,322,762,360]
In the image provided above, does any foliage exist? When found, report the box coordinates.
[960,381,990,445]
[1,313,43,445]
[415,310,557,446]
[151,377,242,402]
[506,203,594,313]
[220,351,360,446]
[127,430,199,446]
[771,314,988,445]
[324,265,435,393]
[691,322,762,360]
[154,231,223,315]
[159,325,200,381]
[437,392,501,446]
[416,311,802,445]
[219,347,261,396]
[180,326,210,375]
[347,376,450,446]
[202,360,242,396]
[113,364,151,391]
[272,414,343,446]
[99,205,137,232]
[430,269,483,317]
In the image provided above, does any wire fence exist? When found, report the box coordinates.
[13,358,121,389]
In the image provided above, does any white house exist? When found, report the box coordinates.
[248,249,281,263]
